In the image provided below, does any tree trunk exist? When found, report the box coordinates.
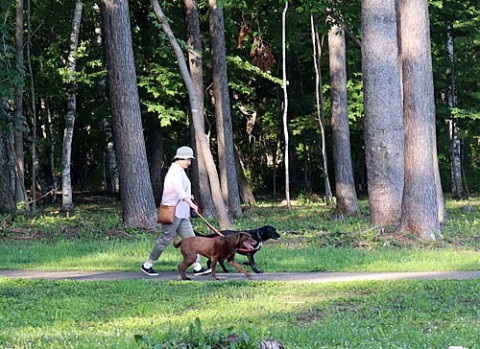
[14,0,27,207]
[399,0,440,240]
[61,0,83,213]
[328,23,358,216]
[281,1,291,208]
[311,15,333,204]
[0,129,15,212]
[151,0,234,230]
[102,0,157,228]
[235,146,256,206]
[446,20,463,199]
[146,125,163,204]
[26,0,37,211]
[208,0,242,218]
[100,117,119,195]
[45,100,58,203]
[184,0,215,218]
[362,0,404,225]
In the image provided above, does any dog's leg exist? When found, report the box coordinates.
[248,254,262,274]
[219,259,229,273]
[210,258,219,280]
[178,253,196,280]
[177,262,191,280]
[228,258,252,278]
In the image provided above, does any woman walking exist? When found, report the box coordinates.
[141,146,211,276]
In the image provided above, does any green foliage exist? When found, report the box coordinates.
[0,1,19,103]
[228,56,283,86]
[138,63,188,127]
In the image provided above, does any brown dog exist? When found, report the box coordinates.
[173,233,257,280]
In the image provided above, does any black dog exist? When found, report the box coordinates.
[194,225,280,273]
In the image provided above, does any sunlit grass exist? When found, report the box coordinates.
[1,278,479,348]
[1,198,480,348]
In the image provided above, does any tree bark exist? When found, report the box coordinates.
[281,1,291,208]
[446,20,463,199]
[184,0,215,217]
[44,99,58,203]
[102,0,157,228]
[399,0,440,239]
[328,23,358,216]
[151,0,234,229]
[362,0,404,225]
[235,147,256,206]
[0,129,16,212]
[61,0,83,213]
[311,15,333,204]
[14,0,27,206]
[26,0,37,211]
[208,0,242,217]
[100,117,119,195]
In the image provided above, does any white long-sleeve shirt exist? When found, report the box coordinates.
[160,163,191,219]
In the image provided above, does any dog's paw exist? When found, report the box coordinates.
[245,273,252,277]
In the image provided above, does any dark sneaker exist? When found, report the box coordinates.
[194,267,212,276]
[141,265,159,276]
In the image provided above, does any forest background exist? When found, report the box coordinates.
[0,0,479,236]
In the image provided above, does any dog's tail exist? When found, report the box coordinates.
[172,235,182,248]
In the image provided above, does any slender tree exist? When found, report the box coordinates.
[445,19,463,199]
[26,0,37,211]
[328,20,358,215]
[311,14,333,204]
[399,0,440,239]
[151,0,234,229]
[184,0,215,217]
[14,0,27,207]
[362,0,404,225]
[101,0,157,228]
[0,128,15,212]
[281,1,291,208]
[61,0,83,213]
[208,0,242,217]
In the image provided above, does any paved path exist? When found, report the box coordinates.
[2,269,480,283]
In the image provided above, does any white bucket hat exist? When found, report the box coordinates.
[174,146,195,160]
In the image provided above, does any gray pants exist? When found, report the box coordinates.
[149,217,199,262]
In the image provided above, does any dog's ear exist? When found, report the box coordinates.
[236,233,247,244]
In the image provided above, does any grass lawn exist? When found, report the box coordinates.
[0,197,479,348]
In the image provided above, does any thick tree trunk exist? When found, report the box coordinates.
[311,15,333,204]
[208,0,242,218]
[102,0,157,228]
[151,0,234,230]
[399,0,440,240]
[61,0,83,213]
[184,0,215,217]
[362,0,404,225]
[328,23,358,216]
[14,0,27,206]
